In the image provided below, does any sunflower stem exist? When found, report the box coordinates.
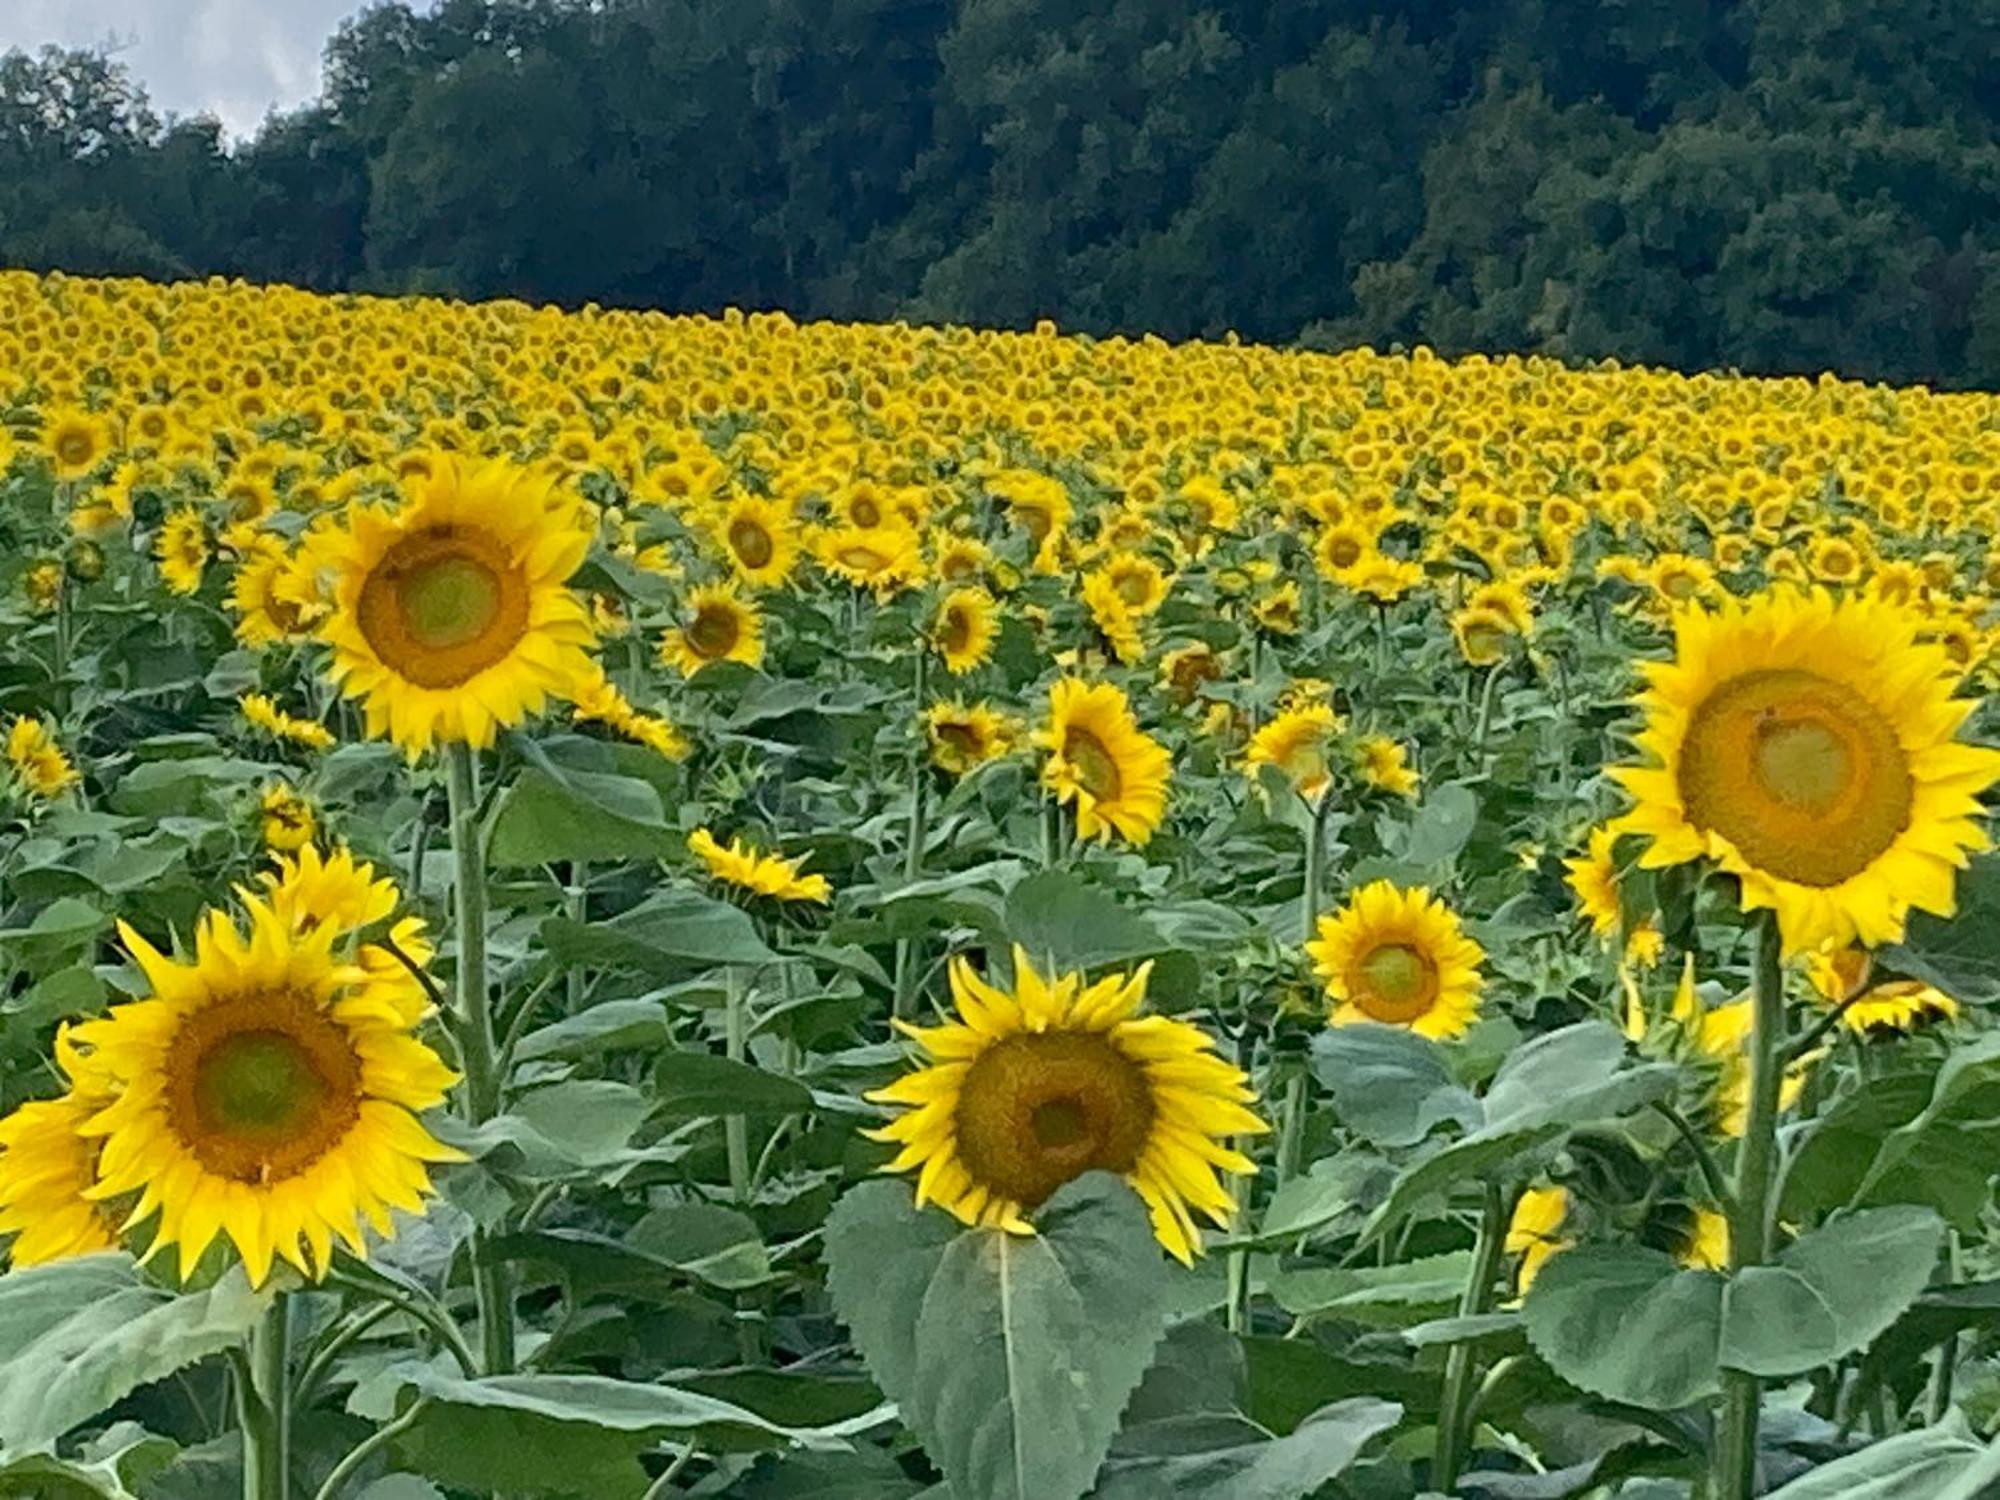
[1434,1181,1510,1493]
[239,1295,290,1500]
[447,742,515,1376]
[724,967,753,1205]
[893,645,931,1019]
[1472,663,1502,764]
[1716,914,1785,1500]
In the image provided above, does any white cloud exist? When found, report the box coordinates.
[0,0,399,139]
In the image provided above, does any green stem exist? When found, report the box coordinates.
[313,1399,429,1500]
[1277,798,1327,1186]
[239,1297,290,1500]
[725,968,752,1205]
[893,647,931,1019]
[447,743,514,1376]
[1275,1071,1307,1185]
[1929,1230,1963,1424]
[1472,664,1502,763]
[1716,915,1785,1500]
[1434,1182,1510,1493]
[639,1443,699,1500]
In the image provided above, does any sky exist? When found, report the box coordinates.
[0,0,396,139]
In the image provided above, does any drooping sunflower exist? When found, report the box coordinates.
[710,494,800,590]
[76,897,462,1285]
[240,693,336,752]
[1612,589,2000,956]
[1563,820,1631,941]
[926,700,1017,776]
[157,506,210,596]
[1034,677,1172,846]
[813,523,924,596]
[1080,570,1145,665]
[1451,604,1518,667]
[1804,944,1959,1035]
[867,947,1266,1263]
[1244,703,1342,805]
[0,1027,124,1267]
[933,587,998,675]
[228,539,313,648]
[1355,735,1419,798]
[315,457,599,755]
[6,715,79,799]
[688,828,831,904]
[1307,880,1486,1039]
[660,583,765,676]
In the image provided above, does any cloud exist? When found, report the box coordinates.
[0,0,388,139]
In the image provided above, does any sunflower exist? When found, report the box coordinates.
[813,523,924,596]
[1099,553,1171,615]
[1675,969,1818,1138]
[6,715,79,798]
[933,587,998,675]
[229,540,314,648]
[240,693,336,752]
[157,506,210,595]
[1315,521,1378,579]
[1245,704,1342,805]
[250,844,435,1026]
[660,583,765,676]
[710,494,800,589]
[1307,880,1486,1039]
[1506,1185,1572,1296]
[1805,945,1959,1035]
[0,1027,123,1267]
[1451,604,1518,666]
[867,947,1265,1264]
[259,782,316,852]
[1035,677,1172,846]
[1356,735,1419,798]
[1252,582,1303,636]
[1080,570,1145,665]
[76,897,461,1285]
[1611,589,2000,956]
[40,407,112,481]
[572,671,690,761]
[932,533,992,586]
[315,457,599,755]
[1563,820,1630,940]
[926,700,1016,775]
[688,828,831,904]
[1160,642,1224,705]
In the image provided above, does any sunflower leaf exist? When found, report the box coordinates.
[1760,1417,2000,1500]
[1520,1243,1726,1408]
[0,1254,271,1453]
[825,1173,1174,1500]
[1090,1396,1402,1500]
[488,764,681,866]
[1879,854,2000,1005]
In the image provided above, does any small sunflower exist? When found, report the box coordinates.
[0,1027,124,1267]
[1245,703,1342,805]
[259,782,316,852]
[157,506,210,596]
[1563,820,1630,940]
[1451,604,1518,667]
[933,587,998,675]
[926,700,1016,775]
[1307,880,1486,1039]
[76,897,461,1285]
[40,407,112,481]
[688,828,831,904]
[1035,677,1173,846]
[229,540,315,648]
[660,583,765,676]
[867,947,1266,1263]
[814,523,924,596]
[1612,589,2000,956]
[1356,735,1419,798]
[1805,945,1959,1035]
[710,494,800,589]
[1080,570,1145,665]
[240,693,336,752]
[316,457,599,755]
[6,715,79,799]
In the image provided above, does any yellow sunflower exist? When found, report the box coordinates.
[1080,570,1145,665]
[40,406,112,481]
[1451,604,1518,667]
[0,1027,124,1267]
[933,587,998,675]
[229,540,313,648]
[660,583,765,676]
[813,523,924,596]
[867,947,1266,1264]
[1034,677,1173,846]
[6,715,80,798]
[315,457,599,755]
[1307,880,1486,1039]
[710,494,800,589]
[1612,589,2000,956]
[1506,1185,1572,1296]
[1563,820,1630,940]
[157,506,210,596]
[926,700,1017,776]
[259,782,316,852]
[1244,703,1342,805]
[76,897,461,1285]
[240,693,336,752]
[1356,736,1419,798]
[687,828,831,904]
[1805,945,1959,1035]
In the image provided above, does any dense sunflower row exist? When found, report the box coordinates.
[0,267,1997,1500]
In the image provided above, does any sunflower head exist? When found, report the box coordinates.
[1033,677,1173,846]
[867,946,1265,1263]
[1244,703,1342,805]
[926,700,1016,775]
[1307,880,1486,1039]
[688,828,830,904]
[934,587,998,675]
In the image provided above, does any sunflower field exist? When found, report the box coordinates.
[2,266,2000,1500]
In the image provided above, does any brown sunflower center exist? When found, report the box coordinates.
[1327,536,1363,569]
[939,605,973,655]
[838,545,889,573]
[1115,571,1151,607]
[166,994,362,1183]
[1351,942,1440,1022]
[1659,569,1699,600]
[1678,667,1913,888]
[687,603,741,658]
[954,1031,1155,1207]
[728,518,775,570]
[935,721,984,758]
[1064,726,1123,802]
[55,430,95,467]
[356,525,531,689]
[1016,503,1052,543]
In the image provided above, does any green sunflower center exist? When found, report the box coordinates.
[357,525,532,689]
[1065,727,1123,803]
[728,518,775,570]
[399,556,501,650]
[687,604,741,658]
[167,995,362,1184]
[954,1031,1155,1207]
[1353,942,1438,1022]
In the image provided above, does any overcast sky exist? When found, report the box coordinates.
[0,1,406,139]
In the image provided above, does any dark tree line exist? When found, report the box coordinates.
[3,0,1999,387]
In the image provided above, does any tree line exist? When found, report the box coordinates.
[3,0,1998,388]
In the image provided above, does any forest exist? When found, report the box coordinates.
[2,0,1998,387]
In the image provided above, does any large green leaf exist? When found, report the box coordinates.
[1269,1251,1475,1328]
[1521,1244,1725,1408]
[513,998,675,1063]
[1761,1418,2000,1500]
[653,1051,815,1119]
[0,1255,271,1451]
[487,764,680,866]
[1003,871,1168,974]
[439,1080,654,1174]
[540,888,776,975]
[1309,1024,1478,1148]
[825,1174,1172,1500]
[1720,1207,1944,1376]
[1842,1034,2000,1227]
[1879,855,2000,1005]
[1091,1397,1401,1500]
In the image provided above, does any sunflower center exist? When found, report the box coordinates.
[687,604,740,658]
[55,431,94,467]
[1115,572,1150,607]
[167,994,362,1183]
[1351,942,1439,1022]
[1679,667,1913,887]
[356,526,532,689]
[936,721,983,757]
[940,605,972,654]
[728,518,775,570]
[1328,537,1362,569]
[838,545,888,572]
[1064,727,1123,802]
[954,1031,1155,1207]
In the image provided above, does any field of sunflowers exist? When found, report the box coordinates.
[2,266,2000,1500]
